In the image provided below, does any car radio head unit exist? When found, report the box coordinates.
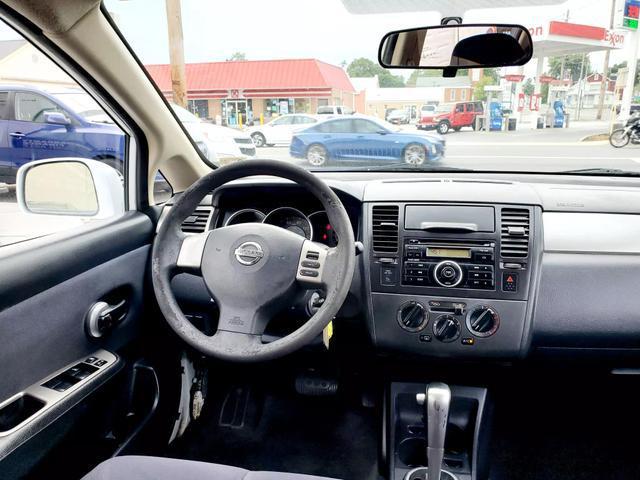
[403,239,495,290]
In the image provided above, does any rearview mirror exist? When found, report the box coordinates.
[379,24,533,70]
[17,158,124,218]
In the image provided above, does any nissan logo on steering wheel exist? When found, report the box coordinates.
[234,241,264,266]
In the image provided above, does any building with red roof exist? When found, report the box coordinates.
[145,58,355,126]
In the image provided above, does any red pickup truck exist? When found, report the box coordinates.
[418,101,484,134]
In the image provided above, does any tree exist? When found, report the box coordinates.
[484,68,499,83]
[548,54,591,82]
[610,61,640,86]
[379,72,406,88]
[541,83,550,103]
[346,57,405,88]
[473,75,497,102]
[523,78,535,96]
[226,52,246,61]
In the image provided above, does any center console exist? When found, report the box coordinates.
[387,382,491,480]
[366,203,538,358]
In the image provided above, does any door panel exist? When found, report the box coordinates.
[0,212,153,465]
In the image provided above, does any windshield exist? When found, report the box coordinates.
[435,104,453,113]
[104,0,640,175]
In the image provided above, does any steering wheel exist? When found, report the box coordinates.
[152,160,355,362]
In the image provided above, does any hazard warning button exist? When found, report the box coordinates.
[502,272,518,292]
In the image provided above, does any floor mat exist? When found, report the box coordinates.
[165,388,380,480]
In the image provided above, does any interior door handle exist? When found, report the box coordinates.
[86,299,129,338]
[9,132,25,138]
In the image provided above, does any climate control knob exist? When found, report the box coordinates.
[397,301,428,332]
[433,261,463,287]
[432,315,461,343]
[466,306,500,337]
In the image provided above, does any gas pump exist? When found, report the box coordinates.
[489,102,503,131]
[553,99,566,128]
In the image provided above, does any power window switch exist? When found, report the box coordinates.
[43,378,61,390]
[54,381,74,392]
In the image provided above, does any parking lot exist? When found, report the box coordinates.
[3,120,639,247]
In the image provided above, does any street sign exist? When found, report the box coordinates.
[623,0,640,30]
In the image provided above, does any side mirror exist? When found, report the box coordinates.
[44,111,71,126]
[377,130,388,135]
[17,158,124,219]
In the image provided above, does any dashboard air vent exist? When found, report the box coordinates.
[372,205,399,253]
[500,208,530,258]
[181,206,212,234]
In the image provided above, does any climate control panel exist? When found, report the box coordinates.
[371,293,528,358]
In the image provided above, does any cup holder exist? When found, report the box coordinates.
[397,437,427,467]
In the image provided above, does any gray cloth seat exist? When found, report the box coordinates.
[82,455,340,480]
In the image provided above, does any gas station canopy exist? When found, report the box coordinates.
[528,21,627,58]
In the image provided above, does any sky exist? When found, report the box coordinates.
[0,0,634,75]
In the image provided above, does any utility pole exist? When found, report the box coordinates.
[165,0,187,108]
[597,0,617,120]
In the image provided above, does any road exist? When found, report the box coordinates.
[258,122,640,173]
[2,121,638,247]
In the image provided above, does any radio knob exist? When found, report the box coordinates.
[397,302,428,332]
[433,260,463,287]
[466,306,500,337]
[433,315,460,343]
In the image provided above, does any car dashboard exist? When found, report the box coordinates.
[165,171,640,362]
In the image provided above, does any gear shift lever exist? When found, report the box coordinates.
[416,382,451,480]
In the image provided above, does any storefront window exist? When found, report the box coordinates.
[295,98,310,114]
[188,99,209,119]
[264,98,296,117]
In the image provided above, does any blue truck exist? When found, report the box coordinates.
[0,85,125,185]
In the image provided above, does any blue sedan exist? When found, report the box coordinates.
[289,116,444,167]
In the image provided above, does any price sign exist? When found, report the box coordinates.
[624,0,640,30]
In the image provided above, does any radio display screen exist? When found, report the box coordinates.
[427,248,471,259]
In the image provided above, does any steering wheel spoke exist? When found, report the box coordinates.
[296,240,332,288]
[216,303,268,336]
[176,231,210,273]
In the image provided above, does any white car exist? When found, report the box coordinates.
[246,114,319,147]
[171,104,255,165]
[199,123,256,163]
[316,105,353,115]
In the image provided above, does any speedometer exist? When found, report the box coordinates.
[263,207,313,240]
